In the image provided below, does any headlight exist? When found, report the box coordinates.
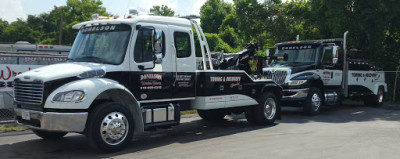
[288,80,307,86]
[52,90,86,103]
[77,69,106,79]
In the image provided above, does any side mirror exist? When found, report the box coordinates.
[154,52,163,64]
[283,53,289,61]
[152,29,163,64]
[332,46,340,65]
[332,58,338,65]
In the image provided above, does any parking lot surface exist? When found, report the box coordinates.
[1,104,399,159]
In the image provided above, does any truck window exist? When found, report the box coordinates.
[191,24,202,57]
[174,32,191,58]
[134,29,154,63]
[322,47,333,65]
[69,24,131,65]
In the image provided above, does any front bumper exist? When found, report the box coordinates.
[14,108,88,132]
[282,88,309,101]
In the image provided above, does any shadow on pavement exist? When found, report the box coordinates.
[1,102,399,157]
[280,102,400,124]
[0,116,275,158]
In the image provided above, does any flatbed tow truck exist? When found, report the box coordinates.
[263,31,387,115]
[13,13,283,152]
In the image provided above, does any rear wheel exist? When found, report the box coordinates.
[364,87,384,107]
[197,109,226,121]
[303,87,323,116]
[245,92,279,125]
[32,129,67,140]
[86,103,133,152]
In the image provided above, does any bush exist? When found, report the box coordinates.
[204,33,234,53]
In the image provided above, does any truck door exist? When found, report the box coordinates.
[129,23,174,101]
[169,25,196,99]
[319,46,342,86]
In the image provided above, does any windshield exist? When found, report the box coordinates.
[274,47,319,65]
[68,24,131,64]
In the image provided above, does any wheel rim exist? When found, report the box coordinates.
[311,93,321,111]
[263,98,277,120]
[100,112,129,145]
[378,90,383,103]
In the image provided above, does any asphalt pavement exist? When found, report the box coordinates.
[1,103,400,159]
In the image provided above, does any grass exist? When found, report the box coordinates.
[181,109,197,115]
[0,124,28,133]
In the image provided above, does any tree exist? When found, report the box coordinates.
[200,0,233,34]
[218,26,239,49]
[0,19,9,42]
[234,0,280,49]
[205,33,234,53]
[1,19,38,43]
[150,5,175,16]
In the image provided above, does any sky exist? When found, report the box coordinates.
[0,0,238,23]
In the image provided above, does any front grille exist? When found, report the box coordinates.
[14,80,44,105]
[263,71,287,85]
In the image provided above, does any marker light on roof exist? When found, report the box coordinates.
[92,14,99,20]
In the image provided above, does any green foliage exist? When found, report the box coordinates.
[204,33,234,53]
[1,19,38,43]
[0,0,109,45]
[200,0,233,34]
[150,5,175,16]
[219,12,239,32]
[218,26,239,49]
[0,18,9,42]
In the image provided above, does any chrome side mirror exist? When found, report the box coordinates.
[154,52,163,64]
[332,46,339,65]
[332,58,338,65]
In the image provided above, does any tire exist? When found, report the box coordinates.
[245,92,279,125]
[86,103,134,152]
[32,129,67,140]
[197,109,226,121]
[364,87,384,107]
[303,87,323,116]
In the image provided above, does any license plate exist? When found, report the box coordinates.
[22,110,30,120]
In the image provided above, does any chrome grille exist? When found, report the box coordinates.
[14,80,44,105]
[263,71,287,85]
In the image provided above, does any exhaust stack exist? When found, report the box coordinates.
[342,31,349,97]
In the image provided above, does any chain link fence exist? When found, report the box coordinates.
[385,71,400,102]
[0,109,15,124]
[0,92,15,124]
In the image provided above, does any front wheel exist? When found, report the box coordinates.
[245,92,280,125]
[303,87,323,116]
[86,103,133,152]
[32,129,67,140]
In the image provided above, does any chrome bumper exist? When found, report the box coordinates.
[14,108,88,132]
[282,88,309,101]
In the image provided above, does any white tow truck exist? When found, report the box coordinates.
[263,31,387,115]
[13,13,282,152]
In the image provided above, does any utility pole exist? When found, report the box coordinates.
[55,5,64,45]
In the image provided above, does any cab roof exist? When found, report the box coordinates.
[72,15,192,29]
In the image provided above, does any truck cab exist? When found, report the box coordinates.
[13,14,282,152]
[263,33,387,115]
